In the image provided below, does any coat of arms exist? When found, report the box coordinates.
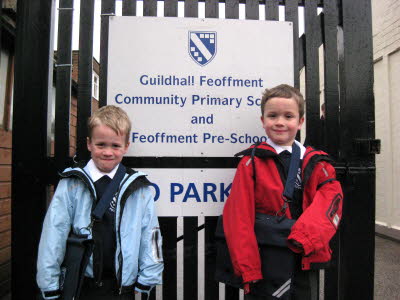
[188,31,217,66]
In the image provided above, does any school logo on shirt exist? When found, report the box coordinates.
[188,31,217,66]
[109,194,117,213]
[295,167,302,189]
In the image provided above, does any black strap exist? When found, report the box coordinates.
[251,142,301,215]
[283,142,300,201]
[91,164,126,220]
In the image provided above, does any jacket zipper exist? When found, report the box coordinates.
[115,173,137,292]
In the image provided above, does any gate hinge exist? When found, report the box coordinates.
[354,139,381,155]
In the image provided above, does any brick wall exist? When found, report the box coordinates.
[372,0,400,59]
[0,129,11,296]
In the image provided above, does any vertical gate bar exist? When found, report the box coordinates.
[265,0,279,21]
[164,0,178,17]
[160,217,178,300]
[304,0,320,146]
[204,216,219,300]
[205,0,218,18]
[185,0,199,18]
[184,217,198,300]
[225,0,239,19]
[143,0,157,16]
[184,17,198,296]
[76,0,95,161]
[323,3,340,298]
[123,0,137,16]
[12,0,54,298]
[223,2,240,299]
[54,0,74,167]
[339,0,375,299]
[285,0,299,89]
[245,0,259,20]
[99,0,115,108]
[339,0,375,159]
[203,6,219,299]
[224,1,239,299]
[323,0,340,159]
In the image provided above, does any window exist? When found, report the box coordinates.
[0,50,14,130]
[92,73,99,100]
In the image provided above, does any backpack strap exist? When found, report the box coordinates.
[283,142,300,201]
[251,142,301,217]
[91,164,126,221]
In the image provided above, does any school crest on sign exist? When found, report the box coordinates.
[188,31,217,66]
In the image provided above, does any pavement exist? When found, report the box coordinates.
[374,235,400,299]
[1,235,399,300]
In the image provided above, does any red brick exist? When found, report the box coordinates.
[0,215,10,233]
[0,231,10,249]
[0,247,10,265]
[0,167,11,182]
[0,130,11,149]
[0,149,11,165]
[0,199,10,216]
[0,183,11,199]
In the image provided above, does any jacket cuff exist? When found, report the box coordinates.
[135,282,154,295]
[287,239,304,253]
[41,290,61,299]
[288,231,314,256]
[241,269,263,283]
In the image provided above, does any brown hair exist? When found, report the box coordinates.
[88,105,131,144]
[260,84,305,118]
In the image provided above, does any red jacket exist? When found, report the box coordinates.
[223,142,343,283]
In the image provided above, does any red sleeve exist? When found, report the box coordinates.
[223,156,263,283]
[288,161,343,256]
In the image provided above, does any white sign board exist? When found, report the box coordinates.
[139,169,236,217]
[108,17,294,157]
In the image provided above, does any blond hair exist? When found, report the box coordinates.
[260,84,305,118]
[88,105,131,144]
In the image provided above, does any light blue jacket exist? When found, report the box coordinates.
[37,165,163,297]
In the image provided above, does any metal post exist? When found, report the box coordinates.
[338,0,375,299]
[11,0,54,298]
[76,0,95,161]
[99,0,115,108]
[54,0,74,168]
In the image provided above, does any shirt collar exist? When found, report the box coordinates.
[84,159,119,182]
[266,138,306,159]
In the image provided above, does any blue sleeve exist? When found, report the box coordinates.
[135,186,163,294]
[36,179,74,295]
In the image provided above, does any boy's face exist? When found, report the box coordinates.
[260,97,304,146]
[87,124,129,173]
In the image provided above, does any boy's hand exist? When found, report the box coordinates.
[243,280,259,294]
[244,283,250,294]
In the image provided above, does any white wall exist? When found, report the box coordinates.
[372,0,400,233]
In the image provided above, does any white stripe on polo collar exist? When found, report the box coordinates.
[84,159,119,182]
[266,138,306,159]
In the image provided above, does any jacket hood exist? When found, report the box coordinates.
[60,164,148,199]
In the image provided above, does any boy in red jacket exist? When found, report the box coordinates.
[223,84,343,299]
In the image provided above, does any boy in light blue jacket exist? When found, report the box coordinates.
[37,105,163,299]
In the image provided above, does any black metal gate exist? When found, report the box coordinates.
[11,0,376,299]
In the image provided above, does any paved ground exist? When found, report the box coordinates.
[374,235,400,299]
[1,235,399,299]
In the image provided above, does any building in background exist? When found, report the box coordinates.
[0,1,15,296]
[0,2,100,296]
[372,0,400,241]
